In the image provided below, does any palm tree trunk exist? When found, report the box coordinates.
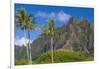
[50,37,54,63]
[28,30,32,64]
[24,28,30,64]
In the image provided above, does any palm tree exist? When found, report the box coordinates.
[42,19,55,63]
[15,8,37,64]
[26,14,37,64]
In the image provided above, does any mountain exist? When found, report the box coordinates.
[15,17,94,61]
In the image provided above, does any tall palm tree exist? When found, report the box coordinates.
[42,19,55,63]
[15,8,37,64]
[26,14,37,64]
[15,8,30,64]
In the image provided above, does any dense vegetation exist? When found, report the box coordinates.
[33,50,93,64]
[15,50,93,65]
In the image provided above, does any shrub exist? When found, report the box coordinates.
[15,59,28,65]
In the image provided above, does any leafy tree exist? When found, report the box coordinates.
[15,8,37,64]
[42,19,55,63]
[26,14,37,64]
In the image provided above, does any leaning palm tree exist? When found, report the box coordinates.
[15,8,36,64]
[42,19,55,63]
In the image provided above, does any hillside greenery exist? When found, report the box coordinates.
[15,50,93,65]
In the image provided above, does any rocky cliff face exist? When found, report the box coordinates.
[15,17,94,60]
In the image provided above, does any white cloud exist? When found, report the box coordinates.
[35,11,71,23]
[48,12,56,19]
[15,37,33,46]
[57,11,71,22]
[36,11,46,18]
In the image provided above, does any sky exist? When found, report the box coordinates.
[14,3,94,46]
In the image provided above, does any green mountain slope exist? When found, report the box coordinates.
[33,50,93,64]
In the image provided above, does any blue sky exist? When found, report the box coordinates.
[14,3,94,46]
